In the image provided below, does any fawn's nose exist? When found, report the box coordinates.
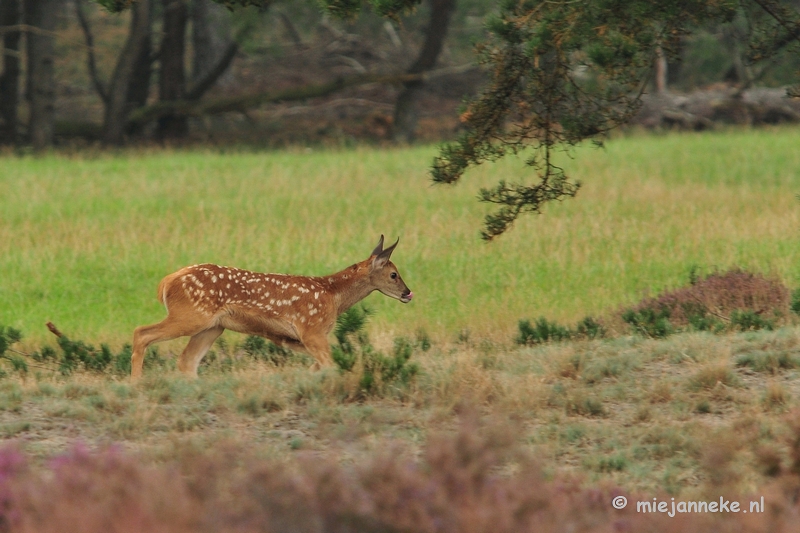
[401,289,413,303]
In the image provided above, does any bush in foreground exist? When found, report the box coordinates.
[3,412,800,532]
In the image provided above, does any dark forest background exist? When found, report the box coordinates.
[1,0,800,149]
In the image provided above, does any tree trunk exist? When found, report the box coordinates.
[126,0,152,110]
[157,0,189,139]
[392,0,456,143]
[0,0,21,143]
[191,0,231,85]
[655,45,667,94]
[103,0,150,145]
[25,0,59,149]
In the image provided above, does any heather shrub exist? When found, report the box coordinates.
[6,413,800,533]
[1,444,198,533]
[622,268,791,337]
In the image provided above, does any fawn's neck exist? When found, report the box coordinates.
[318,262,374,316]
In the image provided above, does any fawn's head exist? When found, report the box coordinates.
[368,235,413,303]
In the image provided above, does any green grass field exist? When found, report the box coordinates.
[2,128,799,347]
[2,129,800,513]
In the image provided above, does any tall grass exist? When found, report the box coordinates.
[1,127,799,345]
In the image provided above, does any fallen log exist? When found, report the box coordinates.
[635,86,800,130]
[126,64,477,128]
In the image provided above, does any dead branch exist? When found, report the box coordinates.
[185,40,238,101]
[46,321,63,338]
[127,63,477,127]
[277,9,303,49]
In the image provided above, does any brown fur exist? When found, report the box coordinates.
[131,236,412,379]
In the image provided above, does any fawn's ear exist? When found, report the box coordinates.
[372,237,399,270]
[371,235,385,257]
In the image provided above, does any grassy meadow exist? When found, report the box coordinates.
[2,127,800,347]
[1,128,800,526]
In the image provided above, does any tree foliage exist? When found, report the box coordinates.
[431,0,800,239]
[86,0,800,239]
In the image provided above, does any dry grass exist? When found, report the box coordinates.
[0,327,798,499]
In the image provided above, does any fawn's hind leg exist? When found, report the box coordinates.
[132,317,207,380]
[177,326,225,377]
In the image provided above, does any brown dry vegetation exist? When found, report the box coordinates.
[2,325,800,530]
[619,269,791,329]
[4,397,800,532]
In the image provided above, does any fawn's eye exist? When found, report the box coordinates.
[390,272,398,279]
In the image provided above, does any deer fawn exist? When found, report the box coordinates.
[130,236,413,379]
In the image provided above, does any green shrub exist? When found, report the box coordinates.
[1,326,136,376]
[730,309,774,331]
[575,316,605,339]
[594,454,628,472]
[516,317,572,345]
[331,306,419,395]
[679,301,722,332]
[735,350,800,373]
[241,335,296,365]
[792,288,800,315]
[415,328,432,351]
[566,393,605,417]
[0,326,22,357]
[52,336,137,375]
[622,307,673,338]
[695,400,712,414]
